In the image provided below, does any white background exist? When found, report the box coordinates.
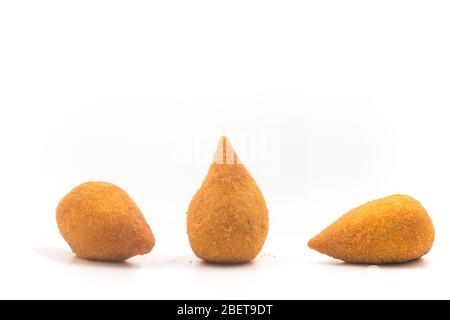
[1,1,450,300]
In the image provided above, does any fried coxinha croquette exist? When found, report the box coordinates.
[56,182,155,262]
[308,195,435,264]
[187,136,269,264]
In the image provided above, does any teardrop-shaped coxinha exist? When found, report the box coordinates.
[308,195,435,264]
[57,182,155,262]
[187,136,270,264]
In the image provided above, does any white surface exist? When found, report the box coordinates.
[1,1,450,300]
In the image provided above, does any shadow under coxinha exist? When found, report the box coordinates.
[317,258,429,270]
[33,247,138,269]
[197,259,258,269]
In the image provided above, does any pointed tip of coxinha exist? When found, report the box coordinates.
[307,237,325,257]
[213,136,241,165]
[307,238,318,251]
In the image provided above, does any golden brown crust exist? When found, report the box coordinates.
[56,182,155,262]
[308,195,435,264]
[187,137,269,264]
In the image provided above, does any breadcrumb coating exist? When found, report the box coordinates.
[308,195,435,264]
[56,182,155,262]
[187,137,269,264]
